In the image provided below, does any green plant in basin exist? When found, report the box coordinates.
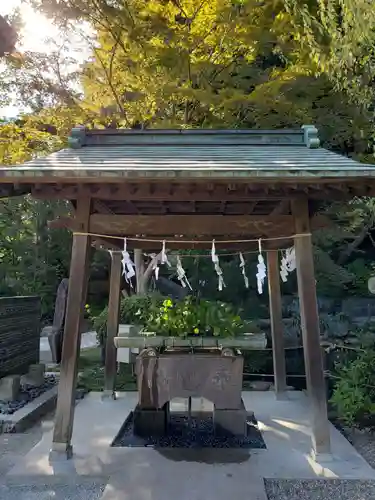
[93,293,164,345]
[143,296,245,338]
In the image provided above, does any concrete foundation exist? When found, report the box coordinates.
[214,399,247,435]
[4,391,375,500]
[1,386,57,434]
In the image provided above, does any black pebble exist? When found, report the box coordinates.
[0,376,57,415]
[112,413,267,450]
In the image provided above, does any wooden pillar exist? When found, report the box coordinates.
[51,197,91,459]
[291,198,331,457]
[103,251,122,398]
[267,250,287,399]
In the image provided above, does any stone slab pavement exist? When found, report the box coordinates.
[2,391,375,499]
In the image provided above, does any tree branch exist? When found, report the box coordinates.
[337,222,373,265]
[143,252,162,285]
[91,44,131,126]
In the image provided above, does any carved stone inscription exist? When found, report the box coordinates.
[136,352,244,410]
[0,296,41,378]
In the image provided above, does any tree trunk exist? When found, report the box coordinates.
[134,248,146,294]
[337,224,371,265]
[0,16,17,57]
[134,249,162,295]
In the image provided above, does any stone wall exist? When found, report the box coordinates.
[282,296,375,319]
[0,296,41,378]
[257,296,375,347]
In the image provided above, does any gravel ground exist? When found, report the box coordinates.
[339,427,375,470]
[265,479,375,500]
[265,426,375,500]
[0,483,106,500]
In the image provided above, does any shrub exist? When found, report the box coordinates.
[93,293,164,345]
[77,364,137,392]
[331,349,375,426]
[94,293,259,343]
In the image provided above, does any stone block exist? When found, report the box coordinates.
[214,400,247,436]
[269,383,295,392]
[47,327,62,364]
[29,362,46,374]
[0,375,20,402]
[117,348,130,363]
[250,381,271,391]
[118,324,141,337]
[21,363,45,387]
[117,325,141,364]
[40,325,54,337]
[117,347,140,364]
[133,404,169,437]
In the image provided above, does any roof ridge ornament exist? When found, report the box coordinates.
[68,126,87,149]
[302,124,320,149]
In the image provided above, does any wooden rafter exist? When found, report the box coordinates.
[271,200,290,216]
[246,201,257,215]
[93,199,277,216]
[93,200,114,214]
[29,181,373,201]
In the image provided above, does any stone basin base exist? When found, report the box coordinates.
[134,349,246,437]
[133,404,170,437]
[133,399,247,437]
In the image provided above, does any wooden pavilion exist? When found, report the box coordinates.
[1,124,375,460]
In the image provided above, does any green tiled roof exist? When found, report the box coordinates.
[0,125,373,181]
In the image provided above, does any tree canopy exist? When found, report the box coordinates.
[2,0,375,317]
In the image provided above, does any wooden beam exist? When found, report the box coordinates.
[50,214,295,236]
[103,251,122,398]
[50,212,331,234]
[49,214,330,251]
[90,214,297,237]
[267,250,287,399]
[90,213,330,236]
[51,196,91,459]
[92,237,293,251]
[30,181,367,202]
[292,198,331,457]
